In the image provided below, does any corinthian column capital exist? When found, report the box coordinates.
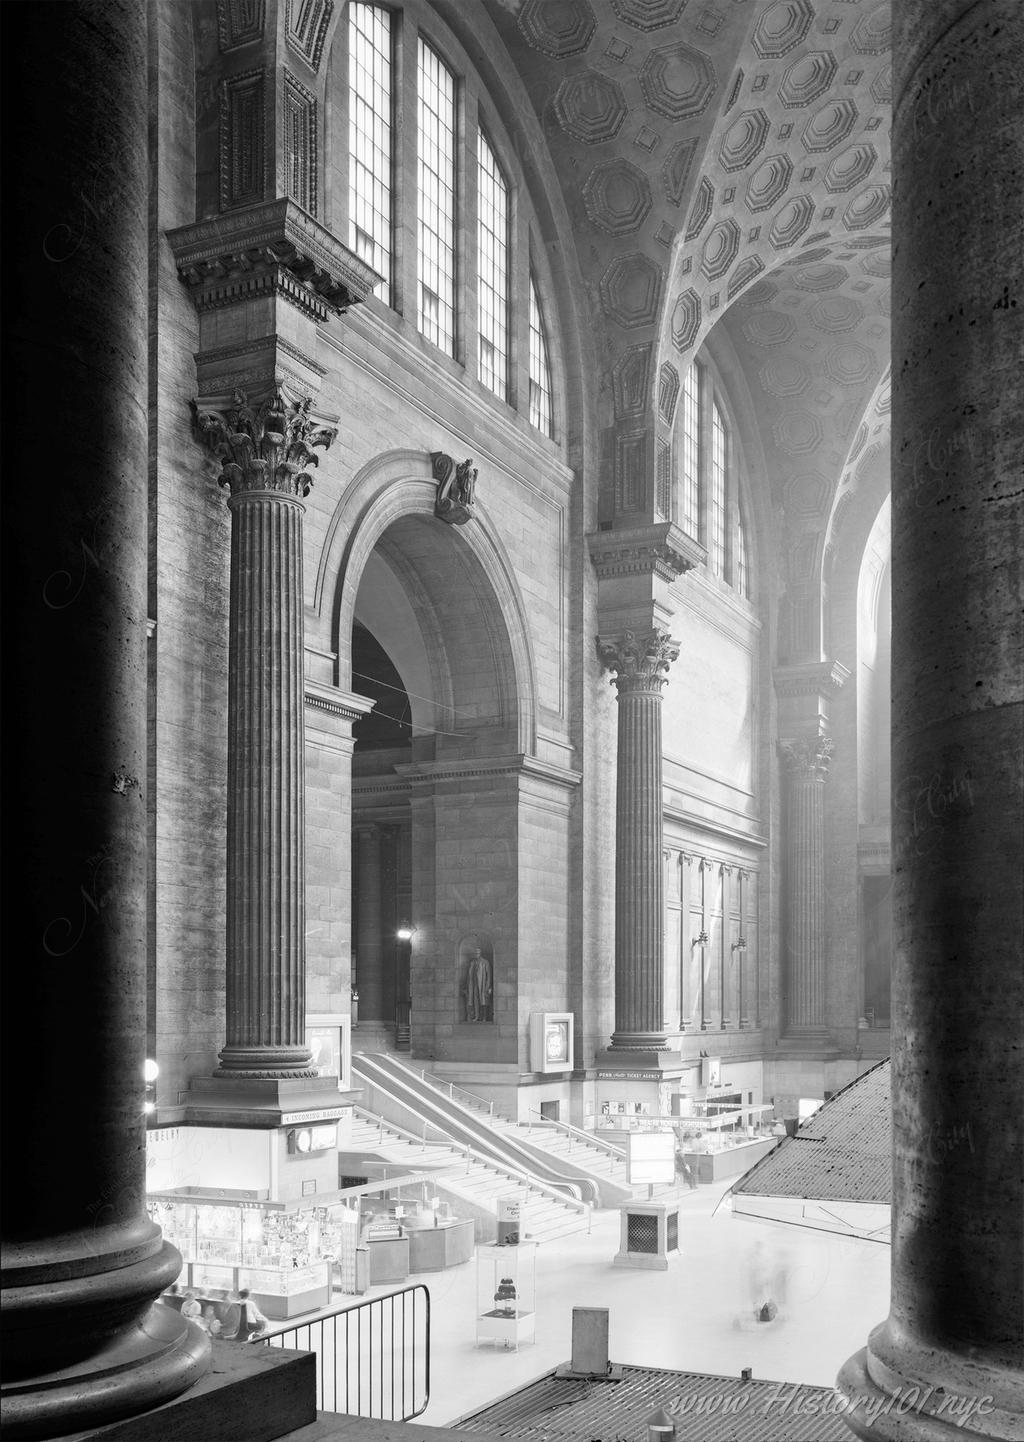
[597,628,680,693]
[780,734,835,780]
[192,387,337,498]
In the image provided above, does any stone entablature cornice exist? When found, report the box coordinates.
[393,755,582,791]
[587,522,706,583]
[773,659,851,700]
[304,680,376,722]
[167,198,382,320]
[597,628,680,693]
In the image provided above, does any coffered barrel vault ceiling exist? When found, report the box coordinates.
[482,0,891,592]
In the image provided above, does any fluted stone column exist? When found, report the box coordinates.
[355,823,385,1023]
[599,630,679,1049]
[2,1,210,1431]
[837,3,1024,1436]
[780,736,833,1035]
[194,390,335,1077]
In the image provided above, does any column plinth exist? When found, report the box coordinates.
[194,389,336,1080]
[837,2,1024,1435]
[599,630,679,1051]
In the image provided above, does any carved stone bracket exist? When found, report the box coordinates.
[780,735,835,780]
[432,452,478,525]
[168,198,383,320]
[192,387,336,497]
[597,628,680,693]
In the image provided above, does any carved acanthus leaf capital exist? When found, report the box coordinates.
[780,735,835,780]
[597,629,680,692]
[193,388,336,497]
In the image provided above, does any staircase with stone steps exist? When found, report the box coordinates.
[352,1053,682,1207]
[345,1110,590,1245]
[352,1054,607,1205]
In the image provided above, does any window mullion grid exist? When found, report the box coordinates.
[698,363,713,552]
[348,3,393,303]
[476,126,509,401]
[416,37,457,356]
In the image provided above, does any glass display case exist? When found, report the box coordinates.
[149,1190,342,1318]
[476,1242,537,1349]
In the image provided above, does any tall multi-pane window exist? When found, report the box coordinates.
[710,402,727,576]
[417,40,457,354]
[348,4,393,301]
[528,275,552,435]
[477,130,509,400]
[681,363,701,537]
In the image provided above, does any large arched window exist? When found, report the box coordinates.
[674,359,751,600]
[340,2,559,439]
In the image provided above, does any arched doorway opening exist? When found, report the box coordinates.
[332,488,538,1068]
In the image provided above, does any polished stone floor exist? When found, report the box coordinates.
[362,1176,892,1428]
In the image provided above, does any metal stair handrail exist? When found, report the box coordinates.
[417,1067,509,1120]
[524,1108,627,1161]
[352,1060,597,1212]
[352,1103,455,1152]
[351,1103,592,1218]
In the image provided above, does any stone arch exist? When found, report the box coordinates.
[313,448,538,758]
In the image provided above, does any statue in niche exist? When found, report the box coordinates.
[460,939,493,1023]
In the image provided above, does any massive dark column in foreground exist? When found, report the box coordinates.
[599,630,679,1050]
[0,2,209,1434]
[837,2,1024,1436]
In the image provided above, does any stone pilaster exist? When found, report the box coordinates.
[838,2,1024,1436]
[194,388,335,1077]
[354,823,385,1023]
[779,736,833,1035]
[598,629,680,1049]
[1,0,210,1429]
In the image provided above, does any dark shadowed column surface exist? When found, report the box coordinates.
[837,1,1024,1437]
[1,1,209,1434]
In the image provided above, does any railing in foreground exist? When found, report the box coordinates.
[261,1284,430,1421]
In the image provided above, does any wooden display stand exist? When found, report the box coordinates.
[476,1242,537,1350]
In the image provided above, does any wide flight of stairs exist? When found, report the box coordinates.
[350,1053,685,1219]
[345,1109,591,1245]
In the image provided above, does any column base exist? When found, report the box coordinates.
[186,1073,344,1126]
[214,1045,317,1077]
[608,1032,671,1052]
[597,1046,681,1073]
[837,1320,1024,1441]
[1,1302,210,1441]
[777,1029,840,1059]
